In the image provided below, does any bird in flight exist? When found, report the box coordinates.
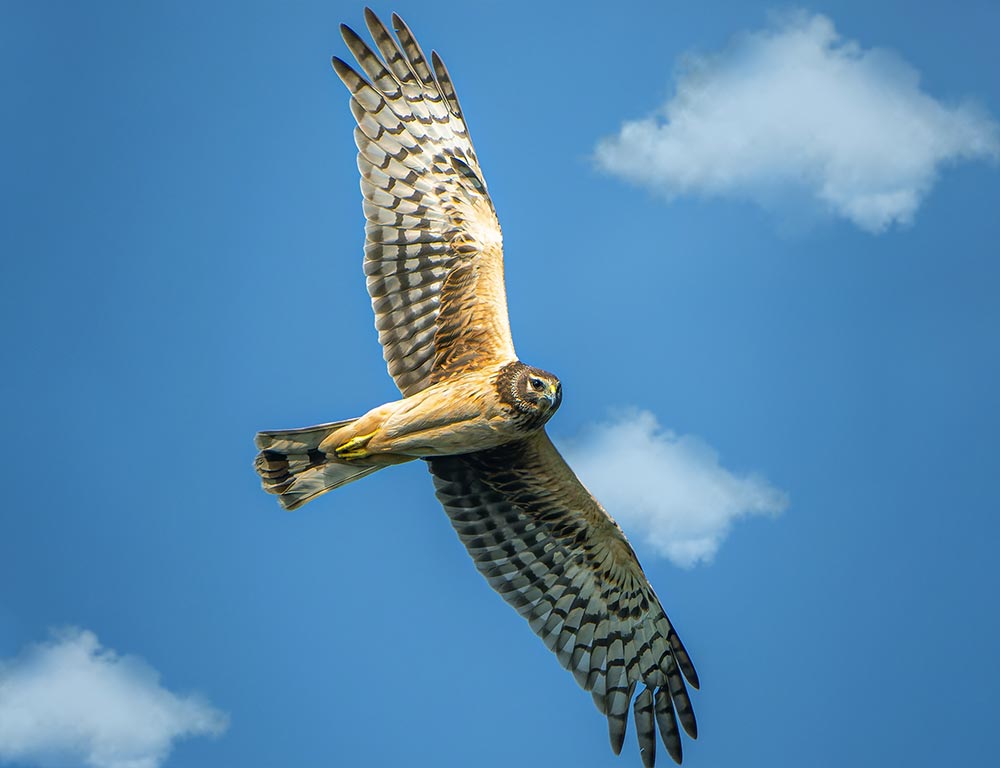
[254,9,699,765]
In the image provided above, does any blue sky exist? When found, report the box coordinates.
[2,1,999,767]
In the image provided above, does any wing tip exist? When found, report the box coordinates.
[608,718,627,755]
[331,55,350,75]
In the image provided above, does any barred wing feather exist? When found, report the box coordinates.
[333,11,516,397]
[428,432,699,766]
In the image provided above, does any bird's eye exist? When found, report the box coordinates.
[529,377,543,391]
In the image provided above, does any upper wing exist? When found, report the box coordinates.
[427,432,699,766]
[333,11,516,397]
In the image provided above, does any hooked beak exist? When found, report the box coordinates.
[543,381,562,411]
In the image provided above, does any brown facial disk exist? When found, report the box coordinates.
[496,361,562,431]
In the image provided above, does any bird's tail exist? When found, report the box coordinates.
[254,418,383,510]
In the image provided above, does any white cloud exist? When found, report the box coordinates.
[594,11,999,232]
[0,628,228,768]
[557,410,787,567]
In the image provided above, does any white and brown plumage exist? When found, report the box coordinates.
[254,10,699,766]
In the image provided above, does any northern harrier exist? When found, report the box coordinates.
[254,10,699,765]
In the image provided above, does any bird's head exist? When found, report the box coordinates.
[513,365,562,418]
[519,366,562,413]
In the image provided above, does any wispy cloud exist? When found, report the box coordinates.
[0,628,228,768]
[594,11,999,232]
[558,410,787,567]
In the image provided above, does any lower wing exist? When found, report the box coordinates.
[426,431,699,766]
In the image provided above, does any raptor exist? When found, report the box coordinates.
[255,10,699,765]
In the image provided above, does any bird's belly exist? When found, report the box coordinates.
[376,408,521,457]
[363,376,523,458]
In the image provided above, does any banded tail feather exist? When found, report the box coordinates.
[254,419,382,510]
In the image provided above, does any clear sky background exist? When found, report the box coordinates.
[2,1,999,767]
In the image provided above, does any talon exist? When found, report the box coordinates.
[335,431,376,460]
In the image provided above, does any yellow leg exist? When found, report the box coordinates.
[334,431,378,460]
